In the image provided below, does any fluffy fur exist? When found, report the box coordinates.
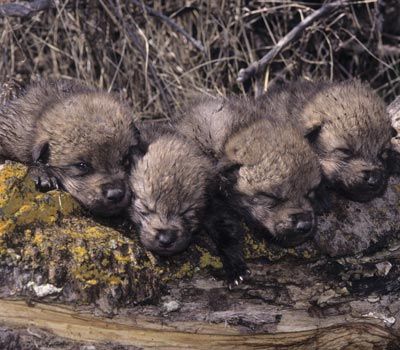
[176,95,322,283]
[130,122,214,255]
[0,78,142,216]
[258,80,394,202]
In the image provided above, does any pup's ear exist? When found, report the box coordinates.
[216,157,241,196]
[304,118,323,144]
[130,142,148,166]
[130,122,141,143]
[217,157,241,177]
[32,140,50,164]
[390,126,398,138]
[130,123,147,164]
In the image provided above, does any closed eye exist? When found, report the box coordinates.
[256,192,281,201]
[334,148,353,159]
[254,192,284,207]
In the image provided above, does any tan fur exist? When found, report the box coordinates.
[259,80,392,201]
[177,95,260,158]
[177,95,322,245]
[0,79,141,215]
[226,119,321,244]
[130,132,214,255]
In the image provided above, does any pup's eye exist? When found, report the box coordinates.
[335,148,353,158]
[73,162,92,175]
[255,192,282,207]
[379,148,390,161]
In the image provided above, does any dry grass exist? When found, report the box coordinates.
[0,0,399,119]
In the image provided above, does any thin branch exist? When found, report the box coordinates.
[237,0,350,84]
[129,0,205,53]
[101,0,173,117]
[0,0,53,18]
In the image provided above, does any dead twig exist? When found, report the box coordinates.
[0,0,53,18]
[237,0,350,84]
[129,0,205,53]
[101,0,173,117]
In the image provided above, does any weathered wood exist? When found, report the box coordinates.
[0,299,398,349]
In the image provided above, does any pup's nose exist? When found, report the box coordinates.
[291,212,313,234]
[295,220,312,233]
[157,230,177,248]
[362,170,383,188]
[105,188,125,202]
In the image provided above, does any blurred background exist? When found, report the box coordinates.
[0,0,399,119]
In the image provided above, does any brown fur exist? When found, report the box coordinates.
[176,95,261,159]
[224,118,321,245]
[177,95,322,246]
[130,123,214,255]
[0,79,142,215]
[259,80,393,202]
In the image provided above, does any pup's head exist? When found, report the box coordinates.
[33,92,143,216]
[221,119,321,246]
[130,135,213,255]
[300,80,393,202]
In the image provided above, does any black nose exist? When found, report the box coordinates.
[362,170,383,188]
[106,188,125,202]
[102,181,126,203]
[291,212,313,233]
[157,230,177,248]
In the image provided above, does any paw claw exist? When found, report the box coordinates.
[31,172,58,193]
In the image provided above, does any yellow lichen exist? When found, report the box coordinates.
[0,163,161,303]
[86,279,98,286]
[0,219,15,236]
[72,246,88,262]
[243,233,270,259]
[171,261,194,279]
[197,247,223,270]
[1,162,319,305]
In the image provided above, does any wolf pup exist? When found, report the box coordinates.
[176,96,322,284]
[0,78,143,216]
[129,121,214,256]
[258,80,395,202]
